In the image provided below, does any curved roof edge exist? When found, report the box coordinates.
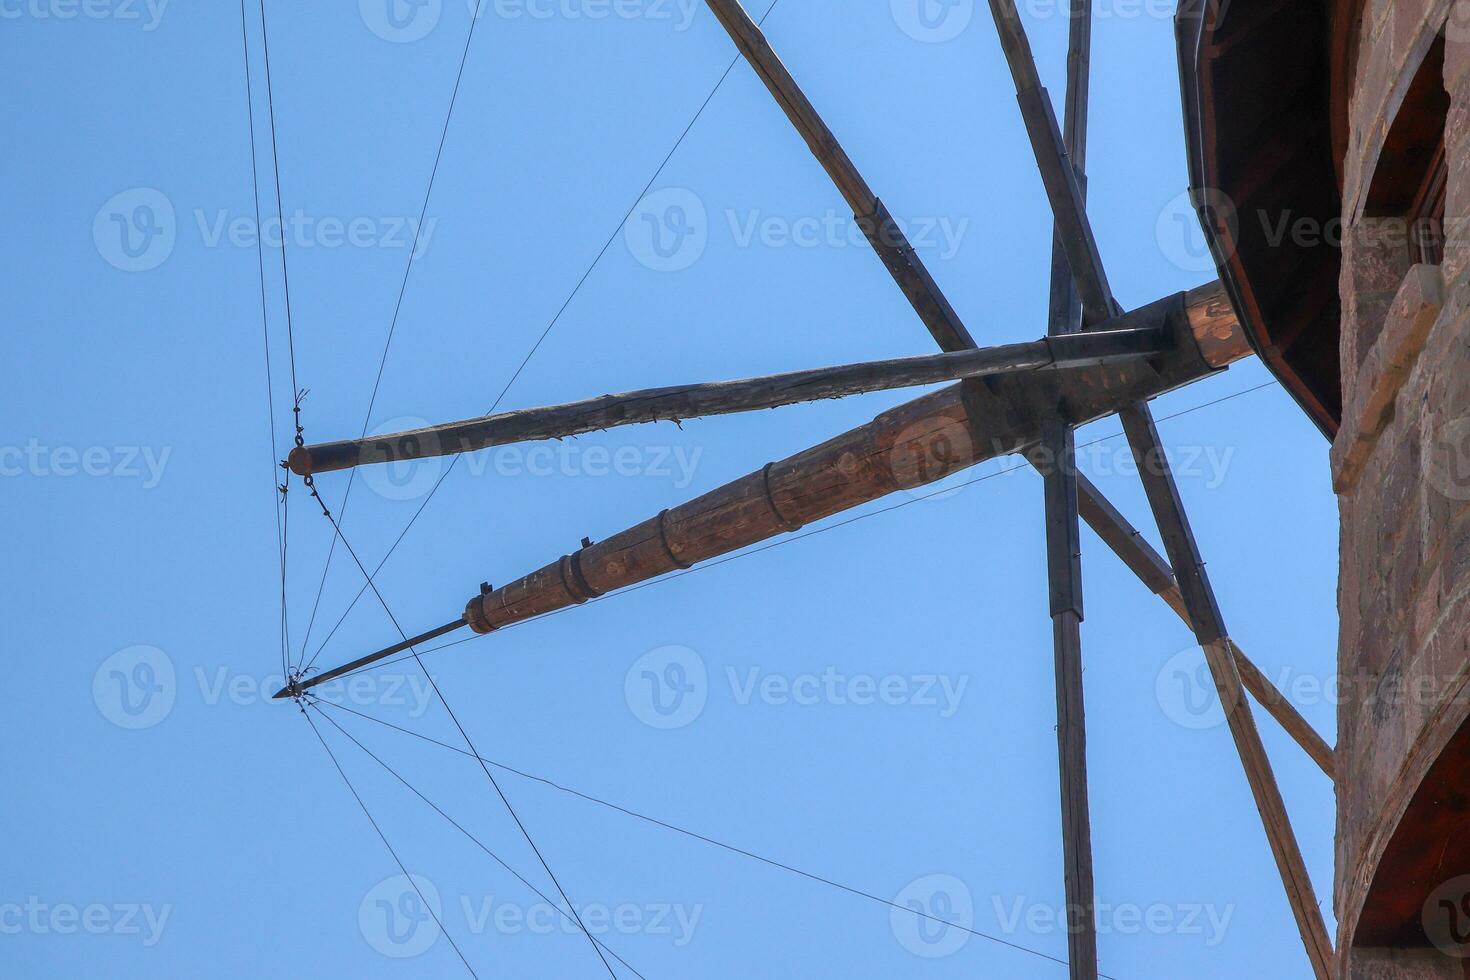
[1175,0,1346,438]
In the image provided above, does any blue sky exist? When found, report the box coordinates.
[4,1,1340,977]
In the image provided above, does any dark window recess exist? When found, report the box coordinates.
[1408,141,1447,265]
[1364,34,1451,267]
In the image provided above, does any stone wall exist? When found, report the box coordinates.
[1334,0,1470,970]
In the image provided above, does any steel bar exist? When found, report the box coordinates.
[287,328,1169,477]
[700,0,976,352]
[275,618,467,699]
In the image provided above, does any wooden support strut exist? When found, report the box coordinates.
[986,0,1114,327]
[286,329,1167,477]
[1039,3,1097,974]
[1071,473,1336,780]
[1119,407,1335,980]
[699,0,977,353]
[984,2,1334,973]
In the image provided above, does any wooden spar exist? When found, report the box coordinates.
[1119,406,1335,980]
[1072,473,1337,779]
[275,283,1245,700]
[459,288,1246,636]
[1039,3,1097,975]
[699,0,976,352]
[986,0,1113,326]
[286,328,1168,477]
[988,1,1334,971]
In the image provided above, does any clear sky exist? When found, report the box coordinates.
[5,1,1341,977]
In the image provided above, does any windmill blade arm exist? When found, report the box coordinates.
[462,286,1247,635]
[288,324,1173,478]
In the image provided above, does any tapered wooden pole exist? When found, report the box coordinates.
[286,328,1167,477]
[281,285,1247,699]
[458,293,1243,636]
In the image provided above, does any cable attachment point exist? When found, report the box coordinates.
[292,387,311,448]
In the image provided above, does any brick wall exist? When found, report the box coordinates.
[1334,0,1470,969]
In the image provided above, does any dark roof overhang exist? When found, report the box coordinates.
[1176,0,1353,438]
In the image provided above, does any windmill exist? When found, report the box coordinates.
[262,1,1339,976]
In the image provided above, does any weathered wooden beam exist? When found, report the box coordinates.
[985,0,1114,326]
[285,284,1245,699]
[1040,5,1098,975]
[1071,476,1336,779]
[1042,423,1097,980]
[1119,404,1334,980]
[983,4,1332,969]
[700,0,976,352]
[287,328,1168,477]
[458,290,1245,637]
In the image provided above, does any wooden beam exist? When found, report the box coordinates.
[456,298,1246,637]
[1072,475,1336,779]
[985,0,1114,326]
[289,285,1249,698]
[1041,5,1098,975]
[984,3,1333,969]
[700,0,976,352]
[1119,405,1334,980]
[287,327,1169,477]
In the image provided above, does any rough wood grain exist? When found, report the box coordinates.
[462,300,1247,633]
[287,328,1168,476]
